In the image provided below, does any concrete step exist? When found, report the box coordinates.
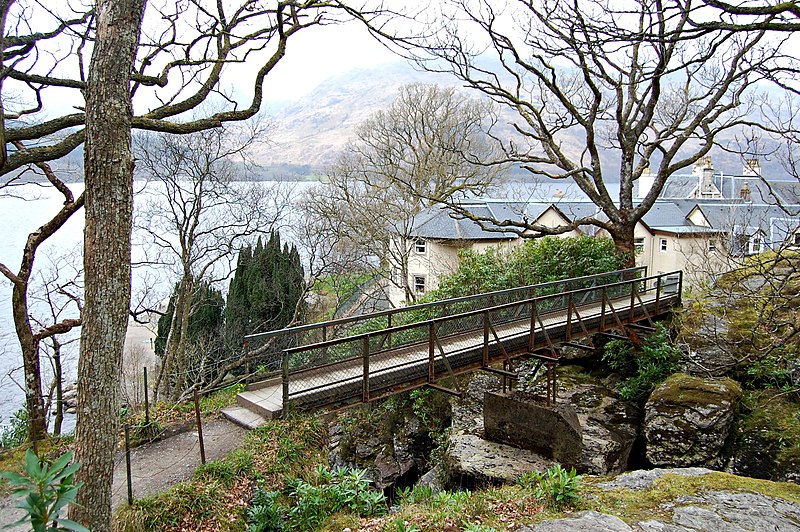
[236,387,283,419]
[221,406,268,430]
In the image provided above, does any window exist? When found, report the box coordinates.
[414,240,426,254]
[794,233,800,247]
[708,240,717,252]
[413,275,426,294]
[660,238,668,252]
[634,237,645,254]
[750,237,762,254]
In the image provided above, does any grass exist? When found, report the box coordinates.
[0,436,75,497]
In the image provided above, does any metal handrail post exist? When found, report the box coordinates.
[362,335,370,402]
[600,286,607,330]
[655,275,662,314]
[281,352,289,414]
[629,280,636,322]
[428,322,435,383]
[483,311,489,367]
[566,292,573,340]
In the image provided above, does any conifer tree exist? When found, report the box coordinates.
[225,231,305,366]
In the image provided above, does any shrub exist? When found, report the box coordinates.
[518,464,582,508]
[602,324,682,402]
[0,409,29,449]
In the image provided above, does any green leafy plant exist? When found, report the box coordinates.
[602,324,682,401]
[247,488,284,531]
[0,409,29,449]
[518,464,582,508]
[393,517,421,532]
[396,484,434,505]
[0,449,89,532]
[464,524,500,532]
[284,466,386,530]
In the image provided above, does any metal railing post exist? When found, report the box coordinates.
[387,312,393,349]
[362,335,370,402]
[428,322,435,383]
[629,280,636,322]
[600,286,607,330]
[281,352,289,414]
[483,311,489,367]
[678,271,684,306]
[655,275,662,315]
[566,292,573,340]
[529,300,537,351]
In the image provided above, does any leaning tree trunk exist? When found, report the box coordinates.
[70,0,145,529]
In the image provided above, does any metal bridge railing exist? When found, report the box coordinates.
[242,266,648,378]
[275,269,681,412]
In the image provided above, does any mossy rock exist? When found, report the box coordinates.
[649,373,742,407]
[724,392,800,482]
[644,373,743,467]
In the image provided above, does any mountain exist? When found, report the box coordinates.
[255,61,459,171]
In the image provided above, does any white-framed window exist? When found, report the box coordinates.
[750,236,762,255]
[413,275,426,294]
[793,233,800,247]
[414,239,426,254]
[660,238,668,252]
[708,239,717,253]
[634,237,645,254]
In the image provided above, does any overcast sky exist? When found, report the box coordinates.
[251,19,400,103]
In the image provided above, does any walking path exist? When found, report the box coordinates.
[0,418,247,529]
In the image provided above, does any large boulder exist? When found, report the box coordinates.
[483,391,583,468]
[444,432,555,487]
[520,364,640,475]
[644,373,742,467]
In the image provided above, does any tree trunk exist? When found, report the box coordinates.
[52,338,63,437]
[70,0,145,529]
[11,284,47,441]
[611,223,637,269]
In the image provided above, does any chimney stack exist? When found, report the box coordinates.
[693,157,715,196]
[740,182,752,201]
[743,158,762,176]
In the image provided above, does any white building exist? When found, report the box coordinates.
[390,160,800,306]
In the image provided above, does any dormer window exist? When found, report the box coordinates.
[414,240,427,254]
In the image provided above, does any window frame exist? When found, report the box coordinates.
[414,239,427,254]
[412,274,426,294]
[659,238,668,252]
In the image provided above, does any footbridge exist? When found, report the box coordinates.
[232,268,682,421]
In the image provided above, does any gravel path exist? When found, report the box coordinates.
[0,418,247,529]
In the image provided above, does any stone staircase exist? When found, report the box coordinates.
[221,377,283,429]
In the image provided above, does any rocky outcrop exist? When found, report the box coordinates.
[329,403,447,490]
[524,468,800,532]
[644,373,742,467]
[723,395,800,483]
[523,492,800,532]
[444,432,555,487]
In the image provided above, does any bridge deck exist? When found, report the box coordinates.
[237,270,680,419]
